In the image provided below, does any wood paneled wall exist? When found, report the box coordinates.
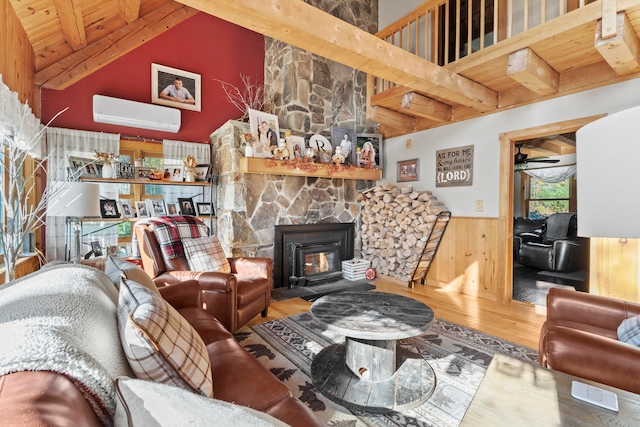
[0,0,38,114]
[590,238,640,302]
[426,217,508,302]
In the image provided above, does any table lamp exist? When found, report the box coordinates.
[47,182,101,263]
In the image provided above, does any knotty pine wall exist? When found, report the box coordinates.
[426,217,509,303]
[1,0,38,114]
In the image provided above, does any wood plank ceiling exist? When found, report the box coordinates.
[9,0,640,144]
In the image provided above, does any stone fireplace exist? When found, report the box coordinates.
[209,1,380,284]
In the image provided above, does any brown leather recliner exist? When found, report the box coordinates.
[135,219,272,333]
[539,288,640,394]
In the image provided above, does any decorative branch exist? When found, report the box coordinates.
[0,105,68,281]
[213,74,264,121]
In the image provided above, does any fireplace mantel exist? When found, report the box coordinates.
[240,157,382,181]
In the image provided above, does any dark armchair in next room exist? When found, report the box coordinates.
[517,212,589,273]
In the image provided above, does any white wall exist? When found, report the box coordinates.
[378,0,424,29]
[382,79,640,217]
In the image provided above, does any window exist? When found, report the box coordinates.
[526,175,575,219]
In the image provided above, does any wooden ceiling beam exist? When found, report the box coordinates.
[52,0,87,51]
[36,3,197,89]
[174,0,497,113]
[119,0,141,24]
[369,106,416,130]
[507,48,559,95]
[595,12,640,76]
[401,92,452,122]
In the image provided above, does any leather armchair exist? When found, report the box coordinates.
[517,212,589,272]
[135,219,272,333]
[539,288,640,394]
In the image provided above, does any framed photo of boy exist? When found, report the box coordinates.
[178,198,197,216]
[331,127,356,165]
[151,63,201,112]
[248,108,280,158]
[397,158,420,182]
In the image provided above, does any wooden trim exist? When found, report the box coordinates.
[240,157,382,181]
[498,114,605,302]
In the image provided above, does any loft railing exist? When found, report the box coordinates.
[373,0,595,93]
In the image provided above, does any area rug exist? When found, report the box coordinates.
[234,312,538,426]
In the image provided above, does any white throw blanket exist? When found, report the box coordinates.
[0,263,133,426]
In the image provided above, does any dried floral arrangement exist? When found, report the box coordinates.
[266,157,359,177]
[213,73,264,121]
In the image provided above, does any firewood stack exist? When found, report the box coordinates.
[357,183,449,283]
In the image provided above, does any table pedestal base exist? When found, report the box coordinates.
[311,341,435,413]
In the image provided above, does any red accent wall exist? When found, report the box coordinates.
[41,13,264,143]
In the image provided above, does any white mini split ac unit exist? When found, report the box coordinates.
[93,95,181,133]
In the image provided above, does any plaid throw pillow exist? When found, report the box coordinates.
[618,315,640,346]
[117,278,214,397]
[182,236,231,273]
[148,216,210,260]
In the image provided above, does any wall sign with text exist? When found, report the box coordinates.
[436,145,474,187]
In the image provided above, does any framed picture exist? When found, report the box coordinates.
[398,158,420,182]
[194,164,210,182]
[119,245,131,257]
[107,245,119,257]
[91,241,104,257]
[178,198,197,216]
[196,202,213,216]
[135,167,153,180]
[100,199,120,218]
[151,63,201,112]
[135,201,149,218]
[166,202,179,215]
[331,126,356,165]
[67,156,95,178]
[147,199,167,216]
[248,108,280,158]
[291,135,305,159]
[162,166,184,182]
[356,133,384,170]
[119,199,135,218]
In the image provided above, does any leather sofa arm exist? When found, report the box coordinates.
[546,288,640,330]
[155,271,238,294]
[539,324,640,394]
[517,232,544,243]
[229,257,273,280]
[159,280,202,309]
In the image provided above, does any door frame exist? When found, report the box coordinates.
[497,114,605,303]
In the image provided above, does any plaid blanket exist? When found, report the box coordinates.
[137,216,210,260]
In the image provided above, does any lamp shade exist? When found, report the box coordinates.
[576,107,640,238]
[46,182,101,218]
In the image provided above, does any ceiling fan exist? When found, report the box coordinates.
[514,144,560,170]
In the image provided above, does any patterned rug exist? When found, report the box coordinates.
[235,312,538,426]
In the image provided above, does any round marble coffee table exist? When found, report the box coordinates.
[310,291,436,413]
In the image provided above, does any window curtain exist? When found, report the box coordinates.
[162,140,212,203]
[523,165,576,183]
[45,127,120,261]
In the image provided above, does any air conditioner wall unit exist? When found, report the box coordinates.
[93,95,181,133]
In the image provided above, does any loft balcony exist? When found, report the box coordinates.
[369,0,640,137]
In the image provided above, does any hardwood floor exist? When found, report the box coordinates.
[248,278,547,350]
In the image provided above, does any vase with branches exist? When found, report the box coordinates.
[213,73,264,121]
[0,105,66,282]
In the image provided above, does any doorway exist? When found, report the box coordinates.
[498,115,604,304]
